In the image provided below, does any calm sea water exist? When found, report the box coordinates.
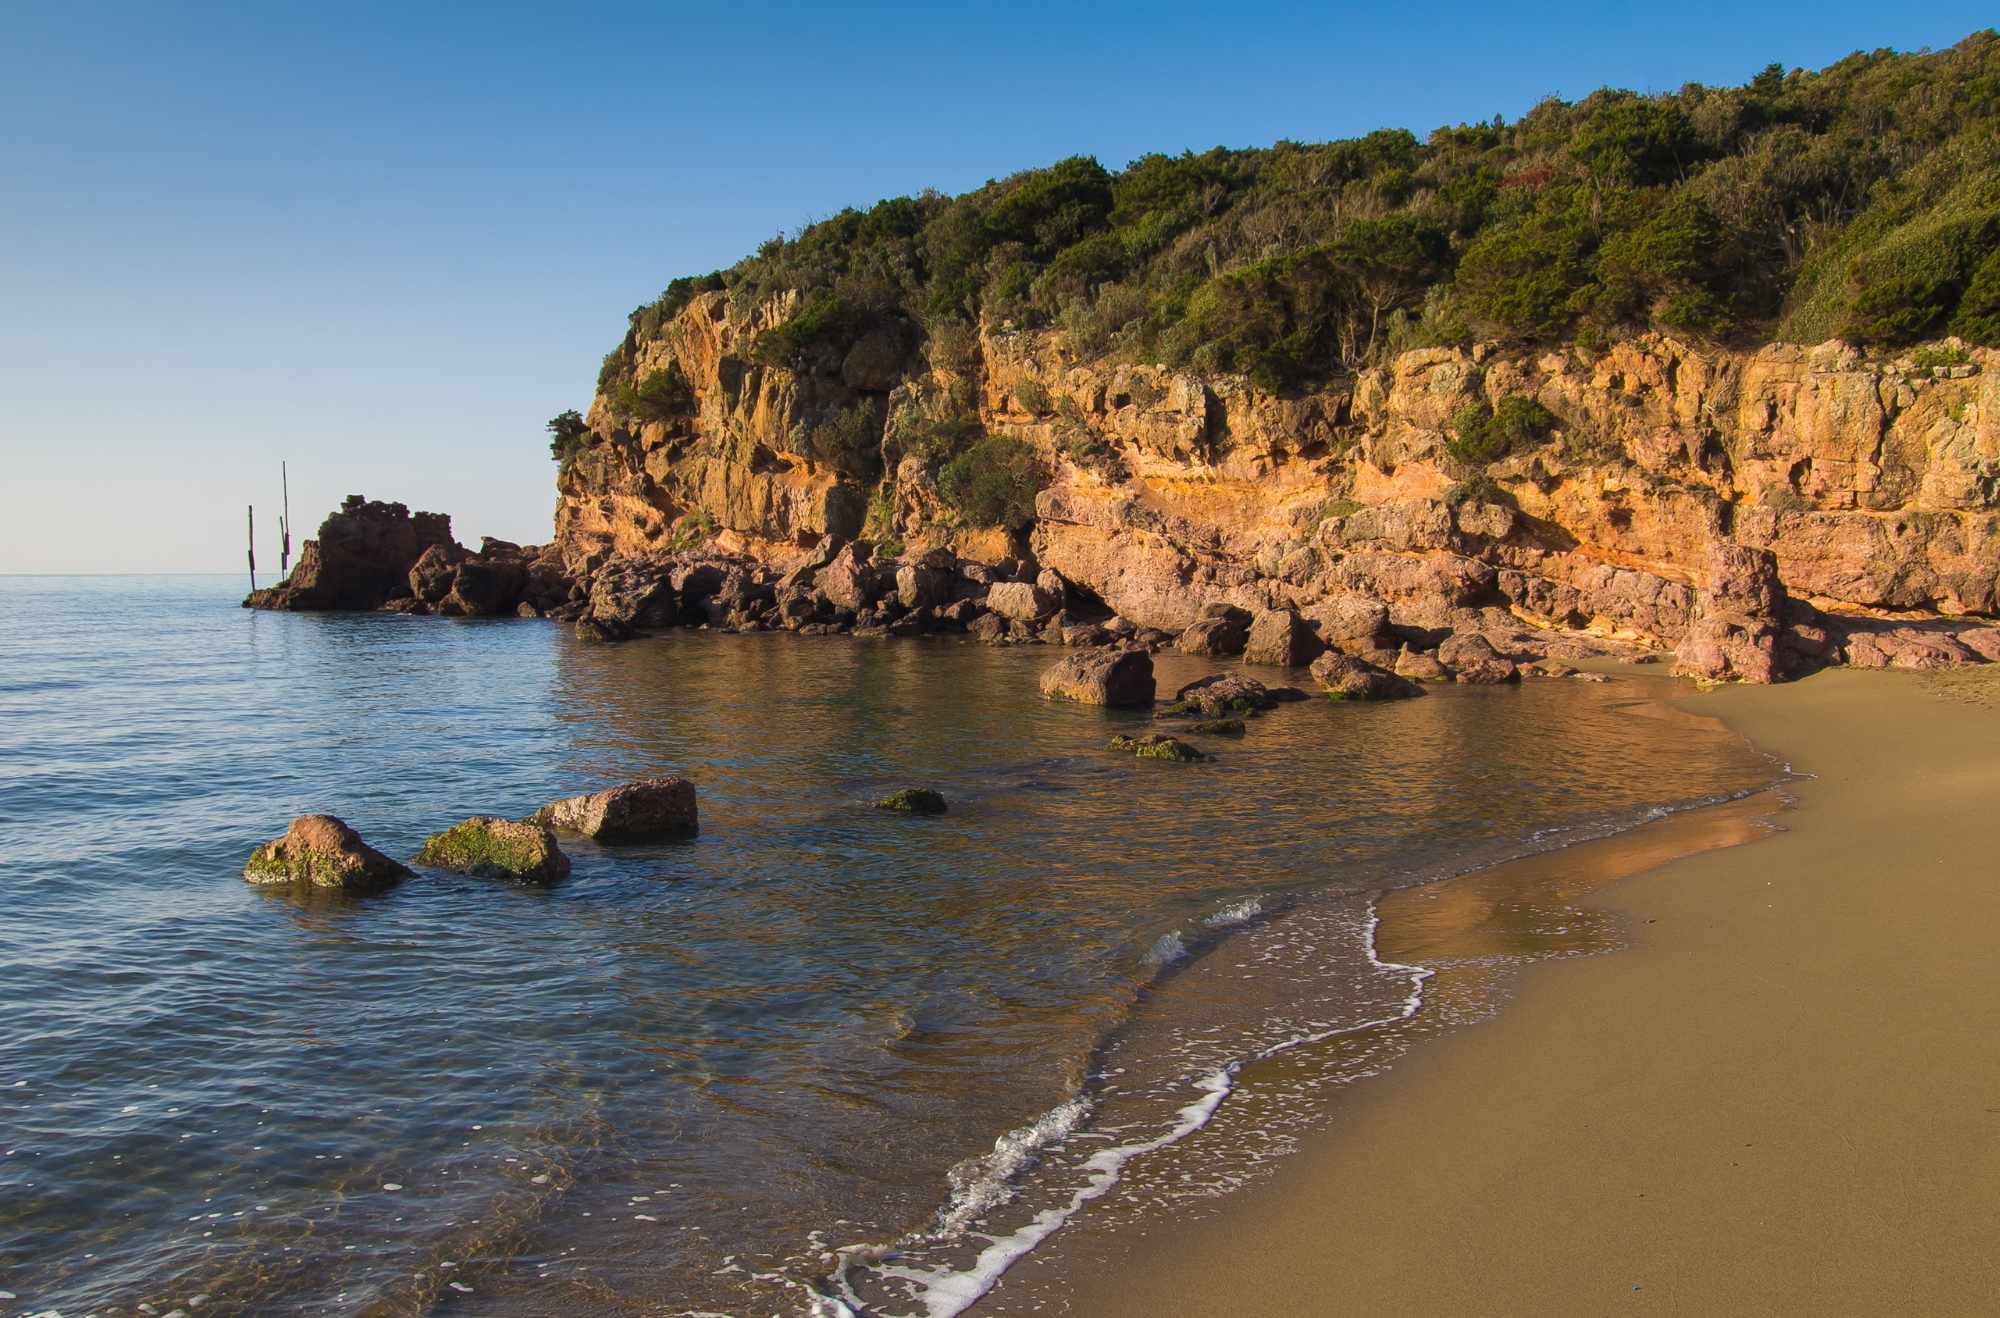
[0,576,1777,1317]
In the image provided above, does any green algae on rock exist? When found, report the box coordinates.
[877,787,949,814]
[1187,717,1248,736]
[416,816,570,882]
[243,814,412,892]
[1110,733,1207,762]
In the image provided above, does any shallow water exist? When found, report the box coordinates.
[0,576,1778,1316]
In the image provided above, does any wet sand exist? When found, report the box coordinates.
[1016,667,2000,1315]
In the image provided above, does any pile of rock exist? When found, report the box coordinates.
[243,779,700,895]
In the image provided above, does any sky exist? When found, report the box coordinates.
[2,2,1993,573]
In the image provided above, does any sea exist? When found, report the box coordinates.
[0,575,1781,1317]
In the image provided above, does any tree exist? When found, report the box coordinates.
[546,410,588,463]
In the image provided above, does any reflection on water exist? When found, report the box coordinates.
[0,577,1777,1316]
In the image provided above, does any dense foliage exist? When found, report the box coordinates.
[613,34,2000,396]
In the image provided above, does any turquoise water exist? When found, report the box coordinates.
[0,576,1777,1316]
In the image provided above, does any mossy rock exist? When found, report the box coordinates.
[877,787,948,815]
[1110,733,1207,762]
[243,814,410,892]
[416,816,570,882]
[1187,717,1247,736]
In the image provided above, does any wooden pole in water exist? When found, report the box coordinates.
[280,462,292,575]
[247,505,257,592]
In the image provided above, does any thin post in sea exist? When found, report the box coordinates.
[280,462,292,576]
[247,505,257,592]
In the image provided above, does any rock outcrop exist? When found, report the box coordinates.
[416,817,570,882]
[535,778,699,842]
[549,288,2000,684]
[243,815,411,891]
[247,496,568,619]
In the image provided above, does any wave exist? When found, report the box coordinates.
[807,904,1433,1318]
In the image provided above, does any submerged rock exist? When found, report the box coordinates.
[243,815,411,891]
[1110,733,1207,762]
[877,787,948,815]
[416,817,569,882]
[1187,717,1247,736]
[1039,648,1156,708]
[535,778,699,842]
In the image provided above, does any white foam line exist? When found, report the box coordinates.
[813,904,1432,1318]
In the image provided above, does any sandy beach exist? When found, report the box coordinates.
[1009,667,2000,1316]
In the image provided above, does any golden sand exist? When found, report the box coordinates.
[1002,668,2000,1315]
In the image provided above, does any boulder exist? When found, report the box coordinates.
[1039,648,1156,708]
[816,544,882,611]
[969,612,1010,644]
[1167,672,1277,716]
[1301,594,1391,646]
[243,815,411,891]
[1243,608,1326,668]
[897,563,953,610]
[535,778,699,842]
[988,580,1059,622]
[1110,733,1206,762]
[441,554,528,616]
[1174,617,1248,656]
[877,787,948,815]
[409,542,467,603]
[575,615,634,642]
[1392,647,1451,682]
[588,558,677,629]
[1309,651,1423,701]
[416,817,569,882]
[1437,632,1520,684]
[1524,658,1581,679]
[1673,545,1785,684]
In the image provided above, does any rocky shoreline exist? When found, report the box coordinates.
[246,479,2000,686]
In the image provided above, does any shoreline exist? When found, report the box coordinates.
[981,666,2000,1315]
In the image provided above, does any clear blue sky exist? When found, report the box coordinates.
[2,2,1992,573]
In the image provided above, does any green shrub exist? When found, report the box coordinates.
[1948,247,2000,346]
[754,290,860,366]
[546,410,589,463]
[1443,474,1516,508]
[1015,378,1052,413]
[937,435,1043,528]
[893,413,983,462]
[615,363,694,422]
[806,398,884,466]
[1446,395,1558,466]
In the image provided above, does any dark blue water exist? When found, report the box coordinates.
[0,576,1777,1317]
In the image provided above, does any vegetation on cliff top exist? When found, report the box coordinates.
[614,33,1999,395]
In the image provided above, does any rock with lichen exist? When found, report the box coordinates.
[416,817,570,882]
[243,815,412,891]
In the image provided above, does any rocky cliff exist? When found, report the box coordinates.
[549,288,2000,679]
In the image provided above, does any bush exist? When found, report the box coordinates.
[615,363,694,422]
[937,435,1043,528]
[546,410,589,464]
[1443,474,1515,508]
[894,413,984,462]
[806,398,884,466]
[1446,395,1558,466]
[753,290,860,366]
[1014,377,1052,413]
[1949,246,2000,346]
